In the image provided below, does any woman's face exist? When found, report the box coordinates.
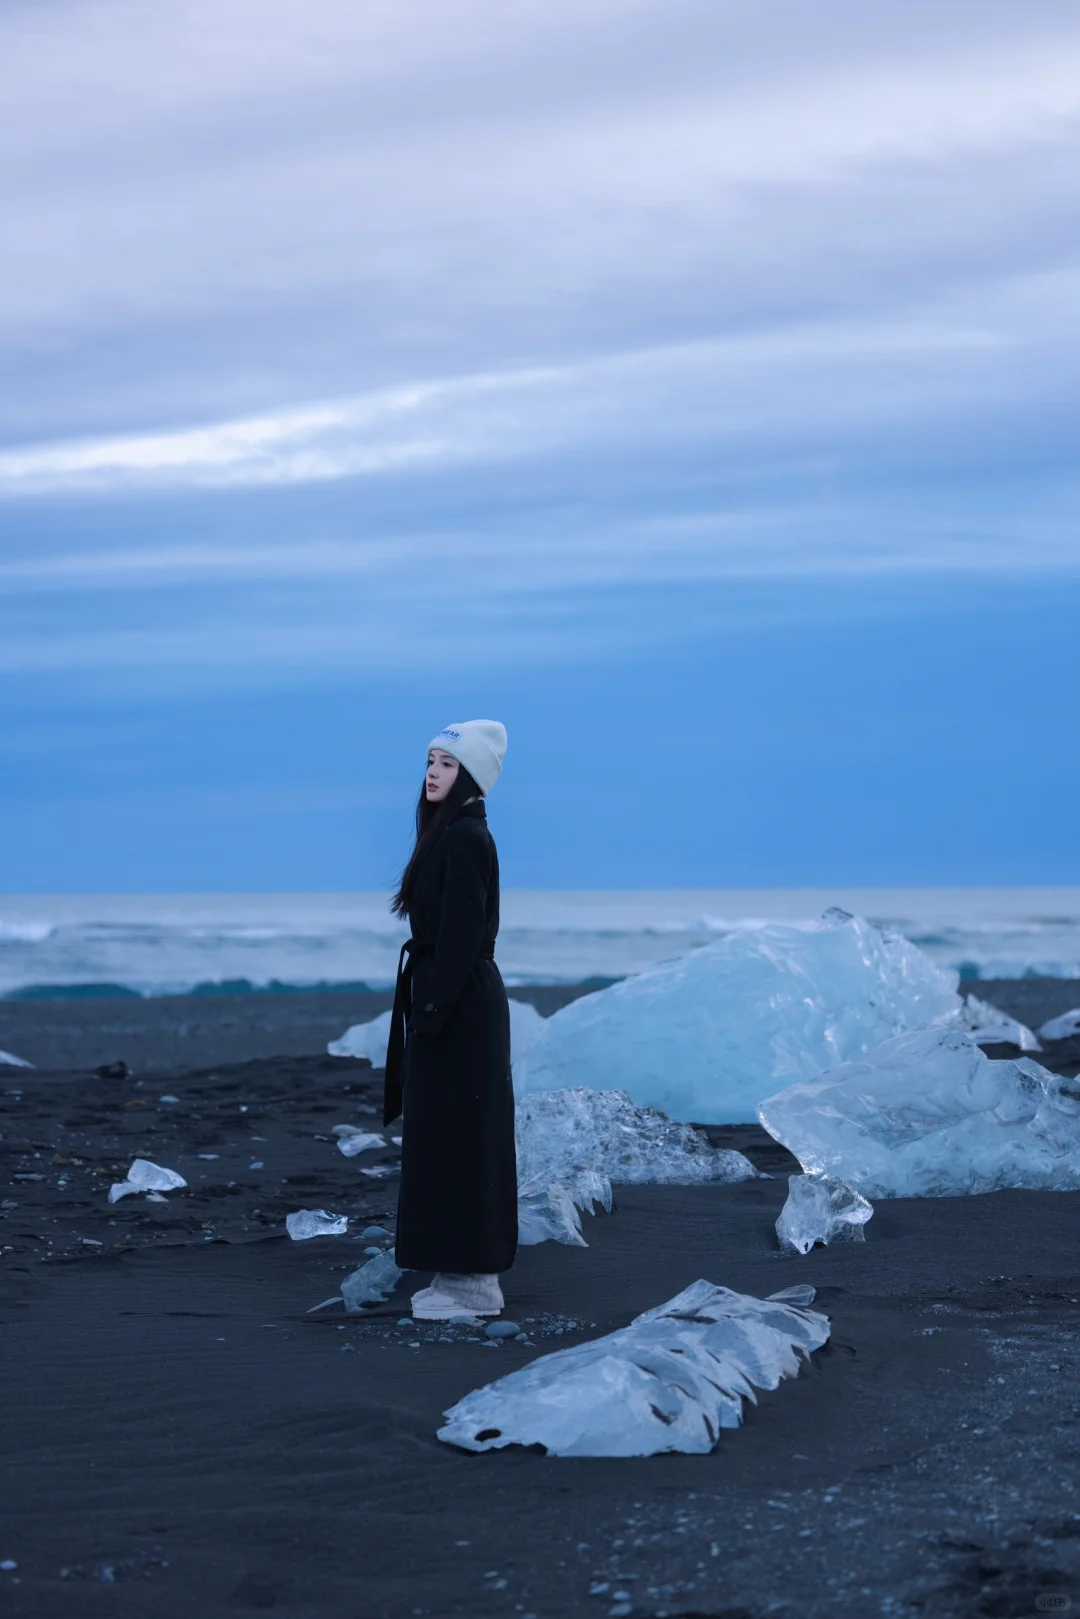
[425,748,460,802]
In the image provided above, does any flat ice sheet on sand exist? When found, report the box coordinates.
[759,1028,1080,1198]
[515,1088,758,1246]
[513,911,959,1123]
[438,1281,829,1457]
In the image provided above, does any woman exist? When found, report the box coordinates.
[384,719,517,1320]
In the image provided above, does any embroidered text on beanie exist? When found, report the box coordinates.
[427,719,507,795]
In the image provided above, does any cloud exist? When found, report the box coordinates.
[2,1,1080,681]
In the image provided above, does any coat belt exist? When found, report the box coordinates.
[382,935,496,1124]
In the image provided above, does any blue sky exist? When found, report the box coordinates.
[1,0,1078,890]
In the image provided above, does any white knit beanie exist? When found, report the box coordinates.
[427,719,507,795]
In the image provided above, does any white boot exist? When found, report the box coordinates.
[411,1272,503,1320]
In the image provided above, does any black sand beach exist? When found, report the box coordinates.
[3,982,1080,1618]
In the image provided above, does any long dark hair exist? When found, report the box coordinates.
[391,764,482,919]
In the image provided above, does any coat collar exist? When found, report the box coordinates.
[451,796,487,824]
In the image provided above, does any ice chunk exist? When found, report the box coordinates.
[514,912,960,1123]
[775,1173,873,1254]
[516,1087,758,1187]
[514,1088,755,1248]
[517,1168,612,1247]
[508,998,546,1059]
[341,1249,404,1311]
[1040,1007,1080,1042]
[0,1048,34,1069]
[960,993,1040,1051]
[328,996,546,1066]
[331,1125,388,1157]
[759,1027,1080,1198]
[108,1158,188,1203]
[437,1280,830,1456]
[286,1208,349,1239]
[328,1009,391,1062]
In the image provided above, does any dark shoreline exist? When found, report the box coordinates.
[2,984,1080,1617]
[1,976,1078,1075]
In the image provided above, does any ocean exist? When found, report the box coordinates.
[1,888,1078,997]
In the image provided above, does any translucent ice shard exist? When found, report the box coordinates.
[0,1048,34,1069]
[331,1125,389,1157]
[286,1208,349,1240]
[517,1168,612,1247]
[108,1158,187,1203]
[959,993,1040,1051]
[759,1027,1080,1198]
[1039,1008,1080,1042]
[329,997,546,1065]
[341,1249,404,1311]
[437,1281,830,1456]
[775,1173,873,1254]
[514,912,960,1123]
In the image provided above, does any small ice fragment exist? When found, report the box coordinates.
[1039,1007,1080,1042]
[0,1049,34,1069]
[307,1296,344,1313]
[197,1153,219,1160]
[486,1321,520,1339]
[517,1177,604,1247]
[331,1125,387,1157]
[340,1250,403,1311]
[108,1158,187,1204]
[451,1313,480,1326]
[360,1225,391,1240]
[767,1284,817,1307]
[364,1245,383,1256]
[286,1209,348,1240]
[959,993,1041,1051]
[775,1174,873,1255]
[391,1136,402,1145]
[438,1280,830,1456]
[145,1191,168,1205]
[159,1094,180,1103]
[1,1559,17,1570]
[361,1166,393,1178]
[249,1160,263,1170]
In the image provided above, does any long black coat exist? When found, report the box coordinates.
[387,799,517,1275]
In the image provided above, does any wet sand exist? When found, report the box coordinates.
[2,983,1080,1618]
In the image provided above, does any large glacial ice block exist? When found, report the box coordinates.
[437,1280,830,1457]
[513,912,960,1123]
[758,1027,1080,1198]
